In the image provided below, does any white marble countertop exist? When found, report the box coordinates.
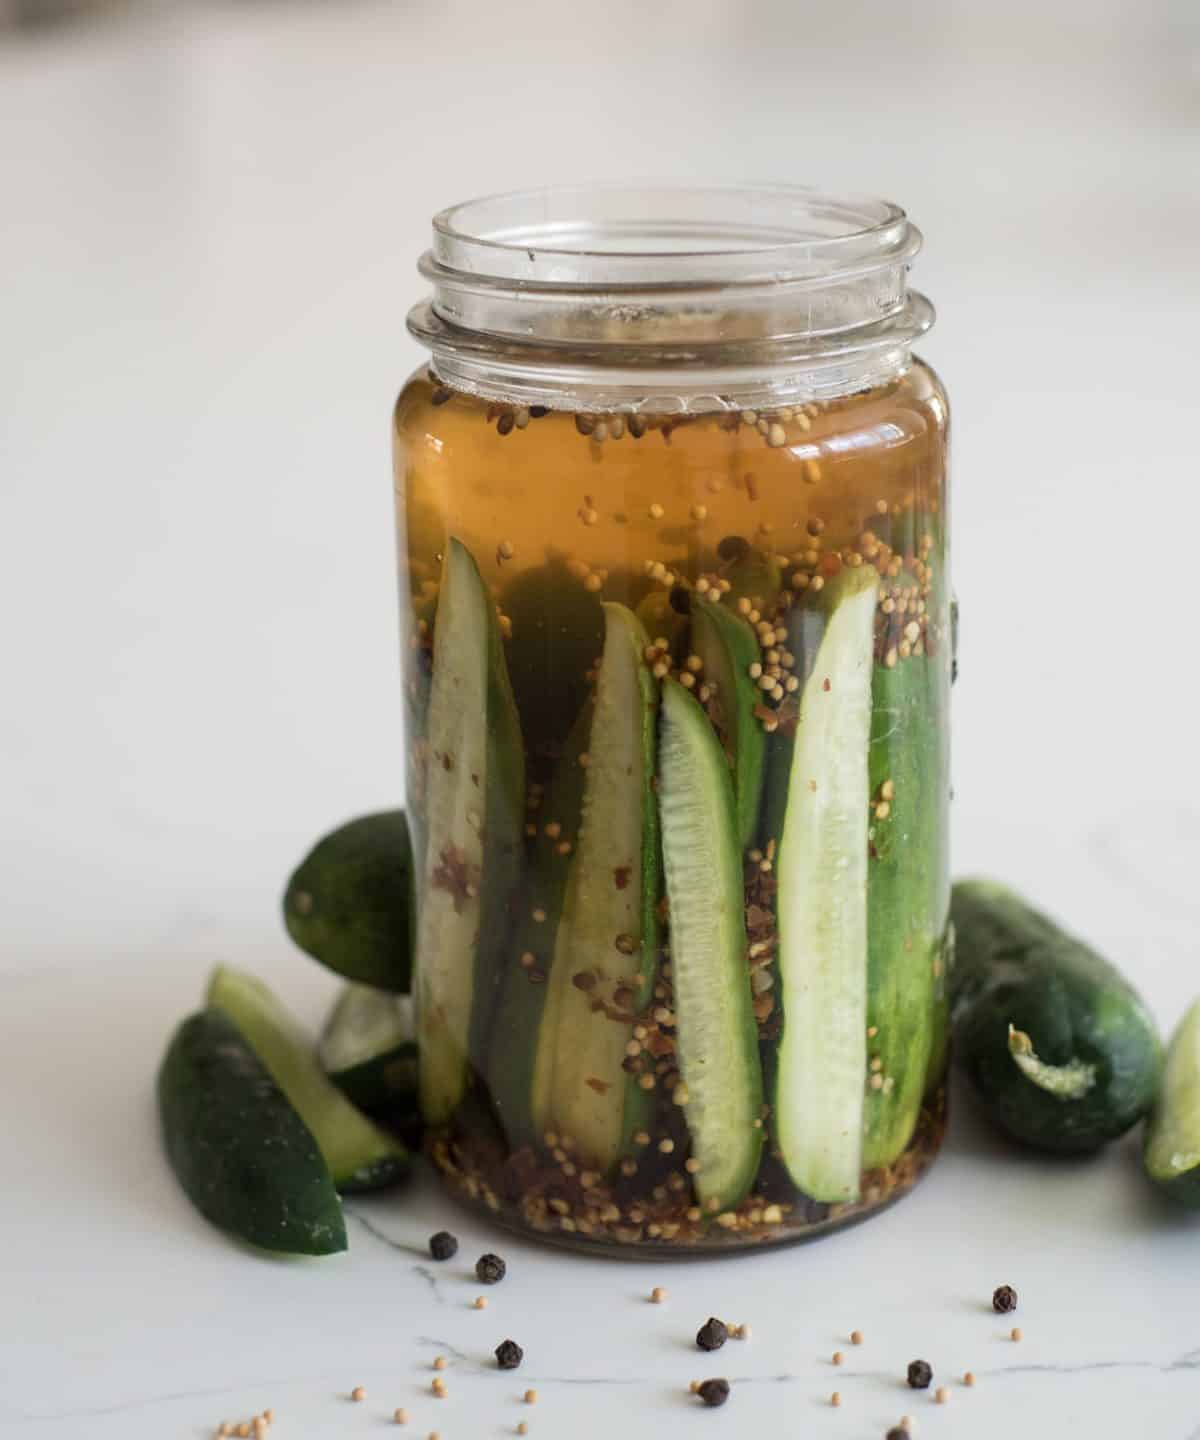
[3,1,1200,1436]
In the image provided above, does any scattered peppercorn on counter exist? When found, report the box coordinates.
[392,367,953,1251]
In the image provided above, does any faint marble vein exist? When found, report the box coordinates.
[344,1208,448,1305]
[415,1336,471,1363]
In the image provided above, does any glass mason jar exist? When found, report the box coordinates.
[394,186,951,1253]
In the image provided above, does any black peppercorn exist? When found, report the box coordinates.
[696,1317,728,1352]
[906,1359,933,1390]
[992,1284,1018,1314]
[495,1339,524,1371]
[668,584,692,615]
[476,1253,507,1285]
[697,1378,729,1408]
[886,1429,909,1440]
[428,1231,458,1262]
[716,534,751,563]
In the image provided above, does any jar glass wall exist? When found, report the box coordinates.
[394,187,951,1253]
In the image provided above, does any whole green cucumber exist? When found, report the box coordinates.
[951,880,1160,1153]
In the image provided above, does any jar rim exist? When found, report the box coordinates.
[429,183,917,289]
[412,183,932,407]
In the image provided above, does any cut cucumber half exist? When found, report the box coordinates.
[158,1009,347,1256]
[486,699,592,1154]
[691,596,766,851]
[283,811,415,993]
[319,983,417,1115]
[533,603,659,1173]
[1145,999,1200,1207]
[773,566,879,1204]
[658,678,763,1211]
[208,965,410,1193]
[415,537,525,1125]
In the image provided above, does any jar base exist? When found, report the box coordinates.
[428,1090,946,1259]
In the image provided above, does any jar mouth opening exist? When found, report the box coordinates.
[431,184,916,288]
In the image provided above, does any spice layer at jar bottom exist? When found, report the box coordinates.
[393,364,952,1253]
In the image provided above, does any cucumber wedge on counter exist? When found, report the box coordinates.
[773,566,879,1204]
[1145,999,1200,1207]
[486,699,592,1154]
[415,537,525,1125]
[319,983,417,1116]
[691,596,766,851]
[209,965,410,1192]
[158,1009,347,1256]
[658,678,763,1211]
[532,603,660,1173]
[862,648,949,1171]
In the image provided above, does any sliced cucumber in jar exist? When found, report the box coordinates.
[658,677,763,1212]
[690,596,766,852]
[773,566,879,1205]
[862,644,948,1171]
[485,699,592,1155]
[415,537,525,1126]
[532,603,660,1174]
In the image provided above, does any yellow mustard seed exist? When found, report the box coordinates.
[935,1386,950,1404]
[831,1391,841,1408]
[434,1356,447,1371]
[850,1330,864,1345]
[394,1408,409,1424]
[517,1424,529,1436]
[964,1371,976,1387]
[832,1351,844,1366]
[351,1387,366,1403]
[236,1427,250,1439]
[1011,1327,1023,1342]
[432,1377,447,1398]
[253,1420,267,1440]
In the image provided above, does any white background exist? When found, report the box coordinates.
[3,3,1200,1436]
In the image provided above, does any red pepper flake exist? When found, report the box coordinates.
[822,677,831,692]
[586,1077,612,1095]
[745,473,759,501]
[613,865,632,890]
[430,845,477,913]
[571,971,597,992]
